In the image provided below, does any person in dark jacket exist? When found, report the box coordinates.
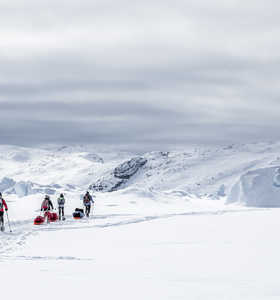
[83,191,95,217]
[0,192,8,231]
[57,193,65,221]
[41,195,54,212]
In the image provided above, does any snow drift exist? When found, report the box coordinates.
[0,177,63,197]
[227,166,280,207]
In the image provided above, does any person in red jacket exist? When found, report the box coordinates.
[41,195,54,212]
[0,192,8,231]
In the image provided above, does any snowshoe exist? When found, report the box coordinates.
[62,216,66,221]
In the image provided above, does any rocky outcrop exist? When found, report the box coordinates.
[90,178,123,192]
[90,157,147,192]
[114,157,147,179]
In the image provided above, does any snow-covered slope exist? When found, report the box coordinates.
[2,141,280,300]
[1,141,280,202]
[89,142,280,201]
[227,166,280,207]
[0,144,129,197]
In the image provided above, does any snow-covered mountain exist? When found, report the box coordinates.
[0,144,126,196]
[1,141,280,206]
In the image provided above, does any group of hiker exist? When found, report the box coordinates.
[41,191,95,220]
[0,190,95,231]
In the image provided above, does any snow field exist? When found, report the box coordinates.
[2,208,280,300]
[2,142,280,299]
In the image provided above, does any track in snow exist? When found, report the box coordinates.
[0,207,267,259]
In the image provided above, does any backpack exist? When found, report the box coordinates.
[58,197,65,206]
[83,195,90,204]
[0,198,3,210]
[42,199,49,209]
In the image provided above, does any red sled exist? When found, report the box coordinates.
[34,216,45,225]
[45,212,58,222]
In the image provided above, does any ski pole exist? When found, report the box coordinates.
[91,202,94,219]
[5,210,12,233]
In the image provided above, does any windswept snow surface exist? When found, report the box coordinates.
[2,142,280,299]
[228,166,280,207]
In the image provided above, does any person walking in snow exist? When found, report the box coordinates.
[41,195,54,212]
[83,191,95,217]
[0,192,8,231]
[57,193,65,221]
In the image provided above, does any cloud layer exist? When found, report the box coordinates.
[1,0,280,150]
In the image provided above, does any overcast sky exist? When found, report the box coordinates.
[1,0,280,151]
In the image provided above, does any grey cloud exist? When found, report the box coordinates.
[1,0,280,150]
[0,99,279,151]
[0,80,149,96]
[0,103,191,150]
[0,101,183,120]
